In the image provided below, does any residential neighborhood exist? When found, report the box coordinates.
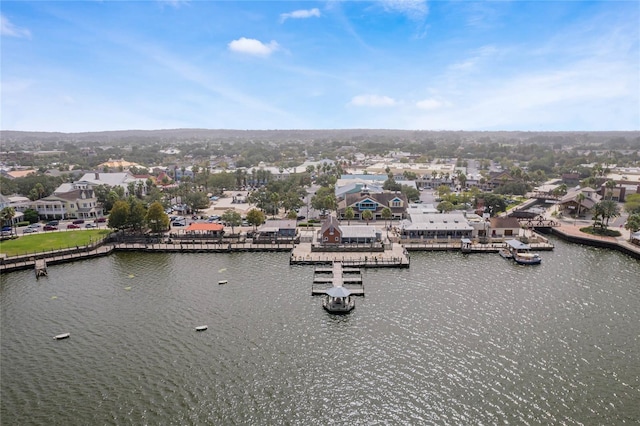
[1,130,639,251]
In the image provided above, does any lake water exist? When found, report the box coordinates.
[1,237,639,425]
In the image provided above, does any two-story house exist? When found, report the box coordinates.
[338,190,409,221]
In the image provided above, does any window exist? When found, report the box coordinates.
[335,237,339,241]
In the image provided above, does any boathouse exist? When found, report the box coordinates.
[399,213,473,241]
[183,223,225,238]
[253,220,298,243]
[488,217,522,240]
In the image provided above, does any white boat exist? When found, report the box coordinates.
[505,239,542,265]
[195,325,208,331]
[498,248,513,259]
[513,252,542,265]
[53,333,70,340]
[218,280,228,285]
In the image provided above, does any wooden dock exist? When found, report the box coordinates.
[311,262,364,296]
[34,259,48,278]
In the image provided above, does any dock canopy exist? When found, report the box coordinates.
[185,223,224,232]
[460,238,472,244]
[506,239,530,250]
[326,287,351,298]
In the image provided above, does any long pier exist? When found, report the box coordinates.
[311,262,364,296]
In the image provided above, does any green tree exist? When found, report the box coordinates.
[221,209,242,234]
[383,178,401,191]
[128,199,147,232]
[108,200,130,231]
[624,193,640,215]
[598,199,621,227]
[33,183,45,200]
[362,209,373,224]
[381,207,392,227]
[475,193,507,216]
[1,207,16,235]
[437,185,451,198]
[270,192,280,218]
[344,206,354,225]
[604,180,616,200]
[401,185,420,202]
[624,213,640,240]
[184,192,210,214]
[246,208,265,230]
[437,201,455,213]
[145,202,170,234]
[23,208,39,224]
[575,192,586,218]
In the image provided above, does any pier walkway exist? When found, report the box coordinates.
[311,262,365,296]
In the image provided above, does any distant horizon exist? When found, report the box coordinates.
[2,1,639,133]
[2,127,639,136]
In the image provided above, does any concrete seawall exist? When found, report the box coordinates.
[550,225,640,260]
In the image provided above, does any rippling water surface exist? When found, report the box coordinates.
[2,238,639,425]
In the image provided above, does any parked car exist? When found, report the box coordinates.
[46,220,59,226]
[2,226,11,232]
[22,227,38,234]
[94,217,107,223]
[72,219,85,224]
[297,215,306,221]
[67,224,80,229]
[43,225,58,231]
[28,223,41,229]
[85,223,98,228]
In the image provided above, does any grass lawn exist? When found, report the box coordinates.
[0,229,111,257]
[579,226,622,237]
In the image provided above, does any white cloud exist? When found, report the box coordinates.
[1,15,31,38]
[280,8,321,23]
[228,37,280,57]
[158,0,190,9]
[449,45,499,71]
[349,94,397,107]
[380,0,428,21]
[416,98,449,110]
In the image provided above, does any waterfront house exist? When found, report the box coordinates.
[338,191,408,221]
[35,188,102,221]
[399,213,473,241]
[319,216,343,244]
[487,171,516,190]
[316,216,380,251]
[488,216,521,240]
[558,187,602,217]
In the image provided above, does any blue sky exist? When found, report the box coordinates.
[1,1,639,132]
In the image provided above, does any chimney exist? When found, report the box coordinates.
[95,172,99,180]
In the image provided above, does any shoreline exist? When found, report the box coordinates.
[2,225,638,275]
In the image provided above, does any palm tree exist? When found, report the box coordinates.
[599,199,620,227]
[605,180,616,200]
[1,207,16,235]
[362,209,373,225]
[270,192,280,218]
[575,192,586,218]
[381,207,392,228]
